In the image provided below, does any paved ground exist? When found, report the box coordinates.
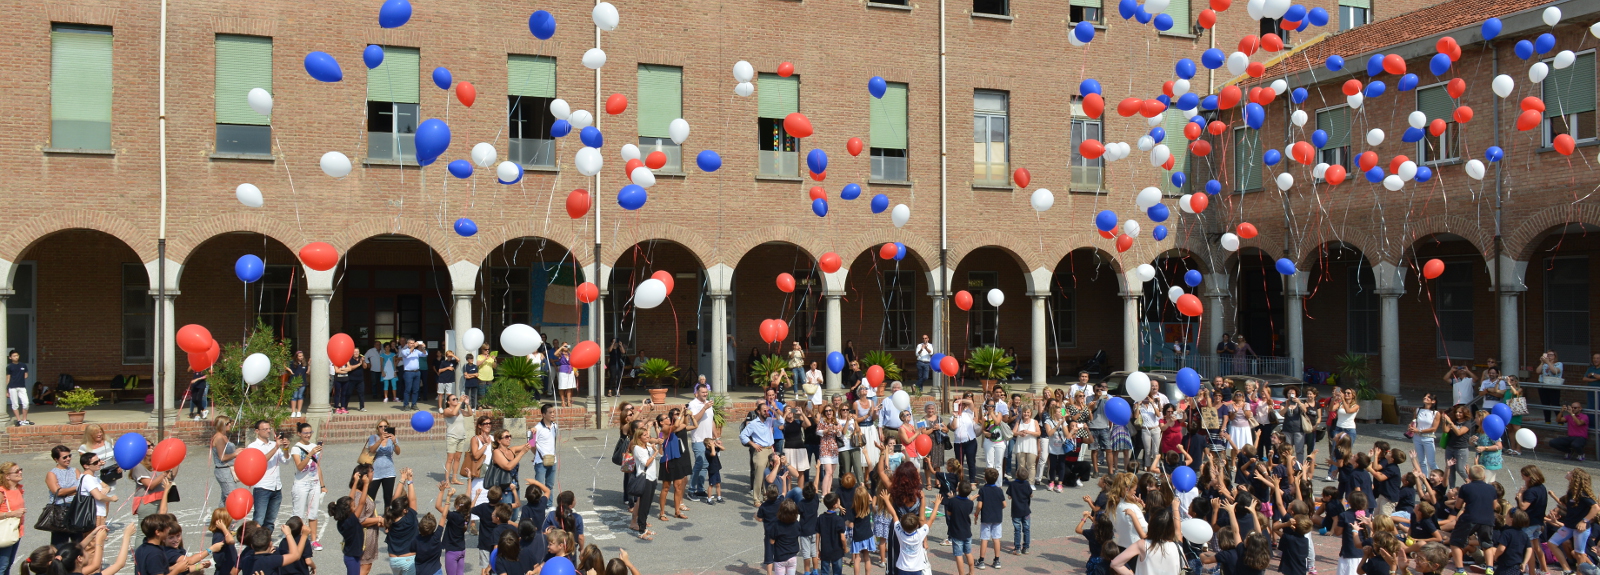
[2,422,1594,574]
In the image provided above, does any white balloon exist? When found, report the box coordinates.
[732,61,755,83]
[1136,186,1163,209]
[1246,0,1264,20]
[1227,51,1250,75]
[634,279,668,309]
[1516,427,1538,449]
[1276,172,1294,191]
[1150,144,1172,168]
[986,289,1005,307]
[1136,264,1156,282]
[247,88,273,116]
[1137,135,1156,152]
[1030,188,1055,212]
[582,48,607,70]
[472,142,498,167]
[668,118,691,145]
[1312,163,1329,179]
[575,147,604,176]
[1167,286,1185,303]
[1125,371,1152,401]
[1366,129,1385,146]
[620,143,641,163]
[1465,159,1486,180]
[734,82,755,97]
[1291,110,1308,127]
[891,204,911,228]
[1145,0,1170,14]
[1408,111,1428,129]
[1544,6,1562,26]
[1530,62,1549,83]
[1220,232,1240,251]
[568,110,594,129]
[500,324,544,356]
[1122,219,1141,238]
[1382,174,1403,191]
[891,390,911,412]
[496,161,520,182]
[1172,79,1191,96]
[1262,0,1290,19]
[1146,113,1165,128]
[1068,33,1086,48]
[241,353,272,385]
[1593,21,1600,39]
[1492,75,1515,98]
[320,151,352,178]
[1347,93,1364,109]
[460,328,485,353]
[235,183,264,208]
[1178,194,1196,214]
[1270,79,1288,95]
[550,99,572,120]
[1398,161,1417,181]
[1555,50,1577,69]
[630,166,656,188]
[1182,519,1213,545]
[592,2,620,31]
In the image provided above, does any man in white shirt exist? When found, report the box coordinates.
[1446,365,1476,408]
[247,419,291,532]
[882,382,906,442]
[951,397,979,482]
[1479,367,1506,411]
[1068,371,1095,401]
[686,378,716,500]
[914,335,934,396]
[531,404,558,497]
[398,340,426,410]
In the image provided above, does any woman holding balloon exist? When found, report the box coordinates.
[1474,411,1504,483]
[1502,376,1527,455]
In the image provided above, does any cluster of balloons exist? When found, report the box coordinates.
[177,324,222,372]
[759,319,792,344]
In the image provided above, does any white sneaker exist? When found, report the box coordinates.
[202,410,209,419]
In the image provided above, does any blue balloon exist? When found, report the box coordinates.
[812,198,828,217]
[363,45,385,70]
[870,194,890,214]
[1095,210,1118,232]
[1118,0,1138,19]
[618,185,647,210]
[1263,149,1282,166]
[1135,6,1153,24]
[1365,81,1386,98]
[1201,95,1218,110]
[579,126,603,148]
[1398,74,1419,92]
[1429,53,1452,76]
[828,352,845,374]
[1326,55,1345,71]
[303,51,343,82]
[1075,21,1096,43]
[1201,49,1226,70]
[235,255,265,283]
[1153,225,1169,241]
[1275,258,1298,275]
[1307,7,1329,27]
[1175,59,1197,80]
[1515,40,1534,60]
[1415,165,1433,182]
[453,218,477,237]
[410,410,434,432]
[448,159,474,179]
[551,119,572,138]
[1295,19,1309,32]
[1291,87,1308,104]
[379,0,412,28]
[1175,93,1200,111]
[528,10,557,40]
[696,150,722,172]
[497,162,523,185]
[807,148,828,174]
[1536,33,1556,54]
[1205,179,1221,195]
[894,242,907,261]
[414,118,451,159]
[432,67,452,90]
[114,433,148,471]
[1482,413,1506,440]
[1150,127,1166,144]
[1365,167,1385,183]
[1105,397,1132,426]
[1492,403,1513,424]
[868,76,888,99]
[1156,94,1172,107]
[1171,465,1197,492]
[1153,13,1174,31]
[1177,367,1202,396]
[1148,204,1171,223]
[932,353,946,368]
[1284,4,1307,22]
[1080,79,1102,96]
[1312,129,1328,148]
[1245,103,1265,129]
[1170,172,1186,189]
[542,557,577,575]
[1402,127,1425,143]
[1482,17,1503,40]
[1366,54,1385,76]
[841,183,861,200]
[1486,146,1503,162]
[1183,270,1203,287]
[417,154,437,167]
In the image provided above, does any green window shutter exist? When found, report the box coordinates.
[757,73,799,119]
[1070,0,1100,8]
[636,65,681,138]
[1234,129,1261,190]
[1161,0,1190,33]
[368,47,419,103]
[51,28,113,150]
[1416,85,1453,125]
[1164,113,1189,193]
[1339,0,1370,8]
[508,55,556,98]
[215,35,272,125]
[870,82,908,150]
[1318,107,1350,149]
[1544,52,1596,118]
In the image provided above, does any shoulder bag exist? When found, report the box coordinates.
[33,473,73,533]
[611,434,630,466]
[64,481,96,533]
[1508,396,1529,416]
[0,491,20,547]
[358,435,377,466]
[482,449,516,489]
[626,471,653,497]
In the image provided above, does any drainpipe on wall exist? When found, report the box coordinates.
[591,13,605,429]
[938,0,949,414]
[1492,41,1505,381]
[157,0,169,440]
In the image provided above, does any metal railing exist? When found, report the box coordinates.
[1490,378,1600,460]
[1140,353,1295,378]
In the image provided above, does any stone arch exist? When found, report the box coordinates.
[948,241,1031,276]
[831,230,937,272]
[603,223,715,269]
[458,219,588,269]
[722,227,823,269]
[167,213,305,264]
[1150,247,1212,274]
[947,231,1046,272]
[174,230,301,288]
[1401,231,1489,266]
[1,211,155,263]
[1052,246,1126,278]
[1301,240,1377,269]
[328,218,461,263]
[1507,203,1600,261]
[1393,214,1494,263]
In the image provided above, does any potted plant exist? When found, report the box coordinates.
[206,320,293,427]
[57,388,101,424]
[1334,353,1383,421]
[710,393,731,438]
[496,356,546,396]
[748,355,790,389]
[859,351,905,389]
[638,358,680,404]
[482,378,539,436]
[967,346,1014,394]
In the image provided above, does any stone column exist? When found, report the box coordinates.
[1493,256,1529,374]
[452,291,473,394]
[306,289,334,420]
[1120,270,1141,372]
[1374,262,1406,396]
[706,264,733,393]
[0,290,11,427]
[1284,271,1309,377]
[1024,268,1053,395]
[1202,273,1230,356]
[927,266,952,394]
[822,268,848,390]
[150,291,178,422]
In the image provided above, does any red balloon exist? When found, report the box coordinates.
[1429,119,1448,136]
[205,340,220,370]
[1252,87,1275,106]
[1098,229,1116,239]
[866,365,885,387]
[1190,139,1213,157]
[652,270,675,295]
[1446,78,1466,98]
[1453,106,1473,124]
[645,151,668,170]
[1176,294,1204,317]
[1183,122,1202,141]
[1082,93,1105,119]
[1189,193,1208,213]
[773,319,789,343]
[1162,81,1175,98]
[776,273,796,293]
[1520,97,1545,113]
[299,242,340,272]
[777,62,794,77]
[1140,99,1168,118]
[1245,62,1265,78]
[809,186,827,201]
[1078,139,1105,160]
[1162,155,1176,170]
[1324,165,1347,186]
[939,355,959,377]
[235,448,266,486]
[912,434,932,457]
[759,319,776,344]
[1238,35,1259,56]
[810,170,826,181]
[783,113,813,138]
[1435,37,1459,57]
[570,341,601,370]
[1390,155,1412,174]
[1116,235,1134,253]
[1516,109,1541,132]
[1447,43,1462,62]
[327,333,355,368]
[1208,120,1227,136]
[1382,54,1406,75]
[1261,33,1283,52]
[177,324,213,354]
[879,243,898,260]
[1217,86,1241,110]
[576,282,599,304]
[1357,151,1379,172]
[1342,79,1362,96]
[624,158,645,178]
[1555,134,1576,156]
[819,252,842,274]
[1210,0,1231,9]
[1291,141,1315,165]
[847,137,864,156]
[151,437,186,472]
[566,189,590,219]
[1116,98,1144,117]
[953,290,973,311]
[1012,167,1031,188]
[456,82,477,107]
[1197,9,1217,28]
[1237,222,1258,239]
[187,350,211,372]
[1422,258,1445,280]
[226,488,254,520]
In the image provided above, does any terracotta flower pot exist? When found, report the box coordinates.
[68,412,86,425]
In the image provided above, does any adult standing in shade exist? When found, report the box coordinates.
[398,340,427,411]
[6,351,30,426]
[248,419,292,532]
[476,344,496,398]
[1540,351,1566,424]
[914,335,934,396]
[555,344,576,408]
[607,339,627,395]
[686,380,717,501]
[1584,352,1600,413]
[364,342,383,406]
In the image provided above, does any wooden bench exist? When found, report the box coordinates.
[70,375,153,404]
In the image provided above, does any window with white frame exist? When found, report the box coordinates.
[1049,276,1077,348]
[1416,83,1458,163]
[1070,0,1103,24]
[1071,118,1103,192]
[973,91,1009,186]
[637,64,684,172]
[123,263,153,363]
[1434,260,1474,359]
[367,46,420,162]
[968,271,999,348]
[1545,256,1590,363]
[870,82,909,181]
[1542,50,1597,146]
[1162,0,1191,35]
[507,55,557,167]
[1233,127,1262,191]
[214,35,273,155]
[757,73,800,177]
[1259,18,1289,41]
[1346,264,1379,354]
[1316,106,1351,176]
[1162,113,1190,195]
[1339,0,1369,30]
[882,271,916,350]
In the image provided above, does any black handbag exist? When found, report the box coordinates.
[611,435,629,466]
[33,503,69,533]
[938,429,953,451]
[165,485,181,503]
[64,485,96,533]
[99,467,123,485]
[626,474,653,497]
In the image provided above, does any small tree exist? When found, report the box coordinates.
[1334,353,1378,400]
[481,378,539,419]
[967,346,1015,381]
[207,320,294,433]
[749,355,790,387]
[495,356,546,395]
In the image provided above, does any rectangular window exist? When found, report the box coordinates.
[1545,256,1590,363]
[1543,50,1597,146]
[255,265,299,348]
[1259,18,1289,41]
[1339,0,1370,30]
[508,55,557,167]
[974,0,1007,16]
[1070,0,1103,24]
[637,64,683,172]
[882,271,916,350]
[607,268,636,348]
[1071,118,1103,192]
[1233,127,1261,191]
[51,25,113,151]
[1346,265,1379,354]
[1163,113,1190,195]
[758,73,800,177]
[870,82,909,181]
[1434,261,1474,359]
[122,263,153,364]
[1049,276,1076,348]
[1417,84,1458,163]
[967,271,999,348]
[1316,106,1351,174]
[973,90,1009,186]
[214,35,273,155]
[1162,0,1190,35]
[367,46,420,162]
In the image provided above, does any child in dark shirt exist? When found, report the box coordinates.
[1006,476,1033,554]
[274,517,315,575]
[1077,509,1114,575]
[974,468,1006,569]
[944,481,976,575]
[817,493,848,575]
[705,438,725,503]
[1485,510,1533,575]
